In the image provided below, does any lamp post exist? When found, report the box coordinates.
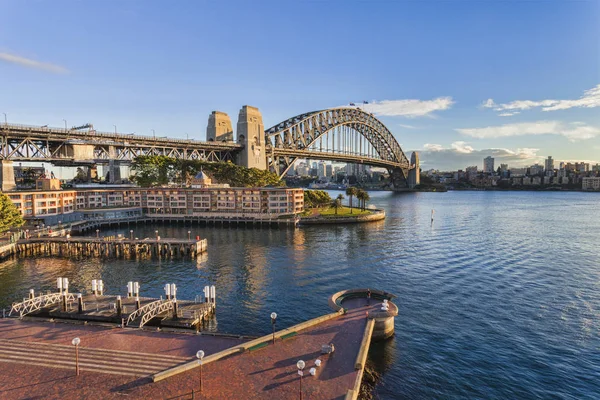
[2,112,6,126]
[196,350,205,393]
[72,337,81,376]
[113,125,117,135]
[152,129,156,139]
[270,312,277,344]
[63,119,67,130]
[96,229,99,238]
[130,230,133,240]
[188,230,191,241]
[297,360,305,400]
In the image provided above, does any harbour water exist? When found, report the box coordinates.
[1,191,599,399]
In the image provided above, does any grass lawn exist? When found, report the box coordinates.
[302,206,372,217]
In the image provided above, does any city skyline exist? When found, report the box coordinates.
[1,1,599,171]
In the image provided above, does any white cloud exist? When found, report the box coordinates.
[415,142,545,170]
[482,99,496,108]
[399,124,418,129]
[352,96,454,118]
[498,112,520,117]
[0,52,68,74]
[455,120,600,142]
[423,143,444,152]
[450,141,474,153]
[483,84,600,114]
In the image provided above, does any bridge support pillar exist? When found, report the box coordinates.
[87,165,98,181]
[236,105,267,170]
[390,167,409,190]
[107,160,121,184]
[0,160,16,191]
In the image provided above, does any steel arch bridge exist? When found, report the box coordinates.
[265,107,412,186]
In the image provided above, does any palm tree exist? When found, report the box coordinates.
[345,187,358,214]
[330,197,342,215]
[356,190,365,211]
[363,190,371,211]
[356,189,370,211]
[335,194,345,214]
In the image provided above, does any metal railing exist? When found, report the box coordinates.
[126,299,174,327]
[9,292,76,317]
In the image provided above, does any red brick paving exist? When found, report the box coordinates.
[0,298,381,399]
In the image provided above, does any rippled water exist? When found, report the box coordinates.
[1,191,599,399]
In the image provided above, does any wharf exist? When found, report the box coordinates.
[12,236,208,259]
[0,289,396,400]
[8,286,216,331]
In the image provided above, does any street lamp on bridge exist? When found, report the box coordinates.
[152,129,156,139]
[63,119,67,131]
[113,125,117,135]
[2,113,6,126]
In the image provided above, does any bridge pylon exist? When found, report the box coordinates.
[236,105,267,170]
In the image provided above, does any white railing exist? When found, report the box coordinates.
[126,299,174,328]
[9,292,76,317]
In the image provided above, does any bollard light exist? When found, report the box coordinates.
[96,229,99,238]
[297,360,305,400]
[270,312,277,344]
[155,230,159,240]
[72,337,81,376]
[315,359,321,367]
[196,350,205,393]
[130,230,133,240]
[188,230,191,241]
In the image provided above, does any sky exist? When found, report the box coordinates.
[1,0,599,171]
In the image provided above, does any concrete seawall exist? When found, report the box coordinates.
[300,209,386,225]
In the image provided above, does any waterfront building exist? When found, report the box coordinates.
[6,181,305,225]
[532,176,542,185]
[530,164,543,176]
[582,177,600,191]
[510,167,527,177]
[483,156,494,174]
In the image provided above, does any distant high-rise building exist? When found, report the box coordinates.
[544,156,554,176]
[317,161,326,178]
[483,156,495,173]
[408,152,420,188]
[500,163,508,172]
[325,164,333,178]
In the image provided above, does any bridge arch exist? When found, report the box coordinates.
[264,108,412,187]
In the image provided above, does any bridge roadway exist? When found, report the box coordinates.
[0,298,379,399]
[0,123,242,164]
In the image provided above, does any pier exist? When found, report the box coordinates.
[0,289,395,399]
[11,236,207,259]
[6,281,217,331]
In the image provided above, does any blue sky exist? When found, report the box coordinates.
[1,0,599,170]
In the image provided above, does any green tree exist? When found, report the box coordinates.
[0,193,24,233]
[345,187,358,213]
[130,156,283,188]
[331,194,344,215]
[303,190,331,208]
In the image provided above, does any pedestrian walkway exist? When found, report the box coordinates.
[0,338,188,377]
